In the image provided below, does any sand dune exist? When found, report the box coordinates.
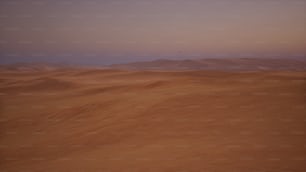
[0,77,78,93]
[0,67,306,171]
[110,58,306,71]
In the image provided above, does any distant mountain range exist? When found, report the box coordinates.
[1,58,306,71]
[110,58,306,71]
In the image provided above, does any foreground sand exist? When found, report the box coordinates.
[0,68,306,172]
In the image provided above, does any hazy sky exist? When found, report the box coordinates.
[0,0,306,65]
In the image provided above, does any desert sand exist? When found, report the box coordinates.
[1,67,306,171]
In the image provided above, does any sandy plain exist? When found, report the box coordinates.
[0,68,306,172]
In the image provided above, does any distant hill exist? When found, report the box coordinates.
[2,58,306,71]
[110,58,306,71]
[0,63,102,72]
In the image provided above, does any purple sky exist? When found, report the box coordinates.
[0,0,306,65]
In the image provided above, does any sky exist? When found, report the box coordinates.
[0,0,306,65]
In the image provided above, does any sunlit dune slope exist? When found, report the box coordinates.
[0,68,306,172]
